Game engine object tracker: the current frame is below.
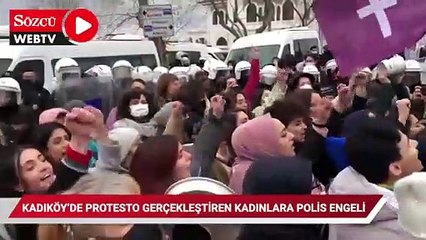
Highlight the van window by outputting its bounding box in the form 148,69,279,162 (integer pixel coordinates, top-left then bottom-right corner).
227,45,280,66
12,60,45,85
281,44,291,59
166,51,201,67
0,58,12,76
51,55,158,74
293,38,319,62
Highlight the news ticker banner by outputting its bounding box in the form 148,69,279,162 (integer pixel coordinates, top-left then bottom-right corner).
9,8,99,45
0,195,386,224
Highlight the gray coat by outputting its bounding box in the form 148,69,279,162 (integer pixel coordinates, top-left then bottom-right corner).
328,167,421,240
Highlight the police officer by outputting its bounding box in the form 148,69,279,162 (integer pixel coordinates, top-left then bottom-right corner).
54,57,81,84
0,77,35,145
112,60,133,89
175,51,191,67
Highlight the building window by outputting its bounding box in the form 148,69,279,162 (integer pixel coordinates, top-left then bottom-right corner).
247,3,257,22
216,37,228,46
218,11,225,24
213,11,219,25
282,0,294,20
277,6,281,21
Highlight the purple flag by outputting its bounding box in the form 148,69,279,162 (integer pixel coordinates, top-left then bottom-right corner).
315,0,426,75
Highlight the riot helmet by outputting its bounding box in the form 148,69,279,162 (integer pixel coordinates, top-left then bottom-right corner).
112,60,133,80
176,51,191,67
85,65,112,77
303,64,320,83
204,58,229,80
170,66,190,83
54,57,81,83
261,65,278,86
0,77,22,106
133,66,153,83
234,60,251,88
153,66,169,84
234,61,251,80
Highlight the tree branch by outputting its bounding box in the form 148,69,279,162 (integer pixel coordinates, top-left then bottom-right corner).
256,0,274,33
292,0,305,25
209,0,241,39
233,0,248,36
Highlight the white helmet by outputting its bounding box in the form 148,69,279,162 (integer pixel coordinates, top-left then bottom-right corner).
203,59,229,79
0,77,22,105
234,61,251,80
260,65,278,86
133,66,153,82
112,60,133,79
325,59,338,72
54,57,81,82
85,65,112,77
112,60,133,69
303,64,320,83
153,66,169,84
170,66,189,82
303,64,320,75
176,51,190,66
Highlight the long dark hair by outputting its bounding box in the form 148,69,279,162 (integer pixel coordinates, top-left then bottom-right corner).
116,88,155,123
0,145,21,196
33,122,71,171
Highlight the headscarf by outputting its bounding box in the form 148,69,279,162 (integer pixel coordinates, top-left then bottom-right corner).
229,114,282,194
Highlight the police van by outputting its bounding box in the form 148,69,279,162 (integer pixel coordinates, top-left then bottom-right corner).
0,39,160,92
226,27,322,66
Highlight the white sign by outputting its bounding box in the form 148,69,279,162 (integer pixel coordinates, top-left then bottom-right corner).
141,4,174,38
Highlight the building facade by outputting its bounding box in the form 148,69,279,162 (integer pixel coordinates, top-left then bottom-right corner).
190,0,317,49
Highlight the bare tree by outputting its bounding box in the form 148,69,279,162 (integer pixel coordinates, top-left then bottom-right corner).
291,0,315,26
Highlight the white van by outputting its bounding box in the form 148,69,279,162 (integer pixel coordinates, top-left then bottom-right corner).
0,40,160,92
0,25,8,41
226,27,321,66
166,42,213,66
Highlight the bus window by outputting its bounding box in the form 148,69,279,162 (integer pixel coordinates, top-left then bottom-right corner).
227,45,280,66
293,38,319,62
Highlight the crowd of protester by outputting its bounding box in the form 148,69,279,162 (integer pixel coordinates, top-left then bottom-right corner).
0,46,425,240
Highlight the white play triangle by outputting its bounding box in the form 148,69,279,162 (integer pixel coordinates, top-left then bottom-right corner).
75,17,92,35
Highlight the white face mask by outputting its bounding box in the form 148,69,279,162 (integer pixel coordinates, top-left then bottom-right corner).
130,103,149,118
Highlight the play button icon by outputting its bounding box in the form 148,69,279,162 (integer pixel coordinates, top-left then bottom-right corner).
64,8,99,43
76,17,92,35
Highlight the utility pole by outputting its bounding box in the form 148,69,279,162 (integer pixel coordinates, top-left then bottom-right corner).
138,0,168,67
